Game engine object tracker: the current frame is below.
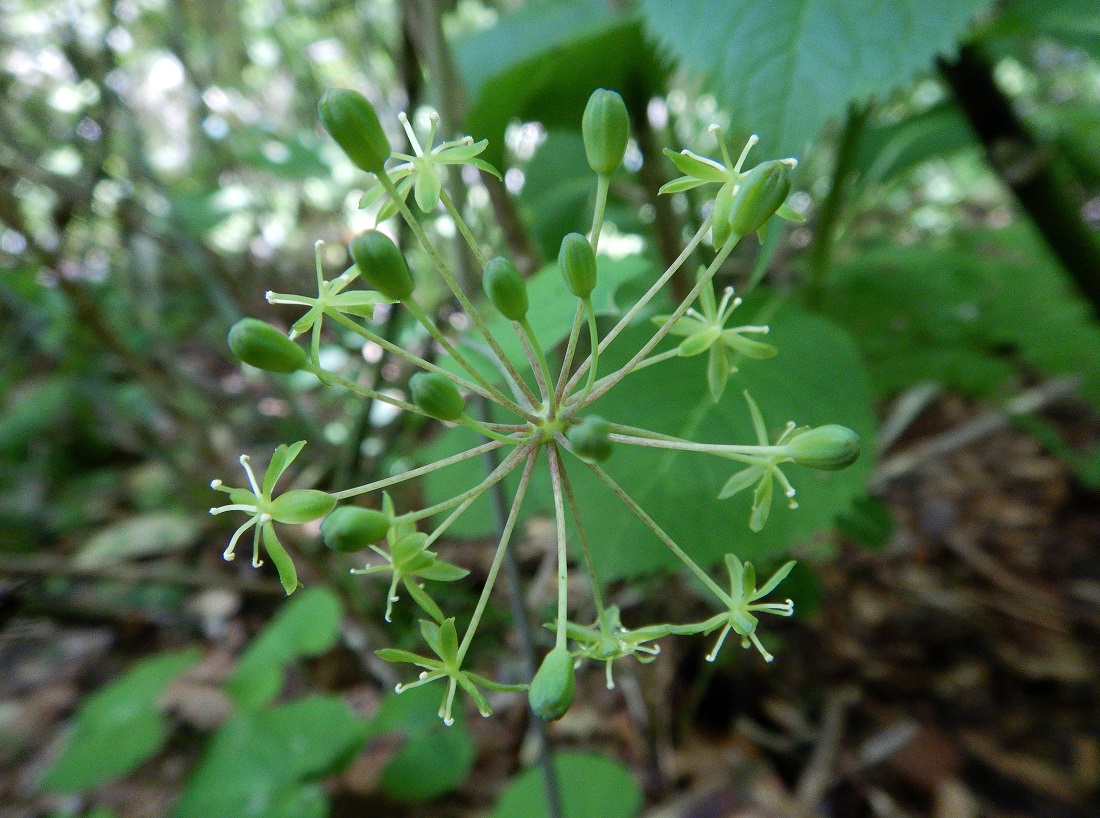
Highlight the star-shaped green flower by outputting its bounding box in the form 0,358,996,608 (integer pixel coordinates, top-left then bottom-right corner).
265,240,394,365
659,126,802,245
209,442,335,594
351,494,468,623
653,272,777,402
362,110,502,219
688,555,795,663
549,605,672,690
376,618,527,725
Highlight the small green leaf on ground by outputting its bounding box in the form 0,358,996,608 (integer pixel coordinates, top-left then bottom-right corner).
364,683,476,802
226,587,343,709
491,752,643,818
41,648,202,794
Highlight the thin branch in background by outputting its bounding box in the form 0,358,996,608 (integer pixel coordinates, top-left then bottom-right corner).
940,44,1100,318
805,101,871,306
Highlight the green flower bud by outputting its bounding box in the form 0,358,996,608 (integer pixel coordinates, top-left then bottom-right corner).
558,233,597,299
482,256,528,321
567,415,613,462
269,489,336,524
318,89,391,175
729,160,792,236
582,88,629,176
227,318,306,374
350,230,414,301
786,425,861,471
528,646,575,721
409,372,465,421
321,506,390,553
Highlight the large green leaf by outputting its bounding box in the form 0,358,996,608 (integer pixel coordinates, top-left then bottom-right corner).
41,649,201,794
454,0,663,167
226,587,343,709
491,752,643,818
640,0,993,157
819,227,1100,402
570,299,876,580
174,695,366,818
364,684,476,802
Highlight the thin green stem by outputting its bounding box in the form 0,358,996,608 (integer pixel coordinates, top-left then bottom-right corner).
609,433,789,460
456,446,540,663
377,172,539,405
395,443,528,524
457,415,525,443
304,362,427,418
563,214,712,396
325,308,533,419
405,299,535,419
440,187,488,267
520,317,556,414
626,347,682,373
573,300,600,410
555,302,586,404
556,452,606,619
515,320,550,405
574,232,740,407
330,438,507,501
546,444,571,650
565,441,733,609
590,174,610,252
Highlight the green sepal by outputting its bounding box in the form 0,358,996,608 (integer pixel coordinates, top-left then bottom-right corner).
269,490,336,525
262,522,299,595
227,318,306,374
482,256,529,321
263,441,306,496
350,230,414,301
318,88,391,175
403,579,446,624
528,646,575,721
729,160,792,236
409,372,466,422
416,561,470,582
558,233,597,299
321,506,390,552
581,88,630,176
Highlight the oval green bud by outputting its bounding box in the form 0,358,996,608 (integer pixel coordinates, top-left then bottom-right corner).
582,88,629,176
558,233,597,299
567,415,613,462
482,256,528,321
227,318,306,374
321,506,390,553
269,489,336,524
318,89,391,175
528,646,575,721
409,372,465,422
350,230,413,301
729,160,792,236
786,425,861,471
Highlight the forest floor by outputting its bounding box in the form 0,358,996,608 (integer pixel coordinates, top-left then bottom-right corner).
2,392,1098,818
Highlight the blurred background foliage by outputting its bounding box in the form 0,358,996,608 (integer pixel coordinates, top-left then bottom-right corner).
2,0,1099,816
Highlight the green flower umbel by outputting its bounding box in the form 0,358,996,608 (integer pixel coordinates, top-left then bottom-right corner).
689,555,796,663
362,110,501,219
209,442,335,594
653,271,777,402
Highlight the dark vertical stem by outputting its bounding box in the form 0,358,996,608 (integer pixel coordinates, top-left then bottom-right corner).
805,101,870,306
939,44,1100,316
